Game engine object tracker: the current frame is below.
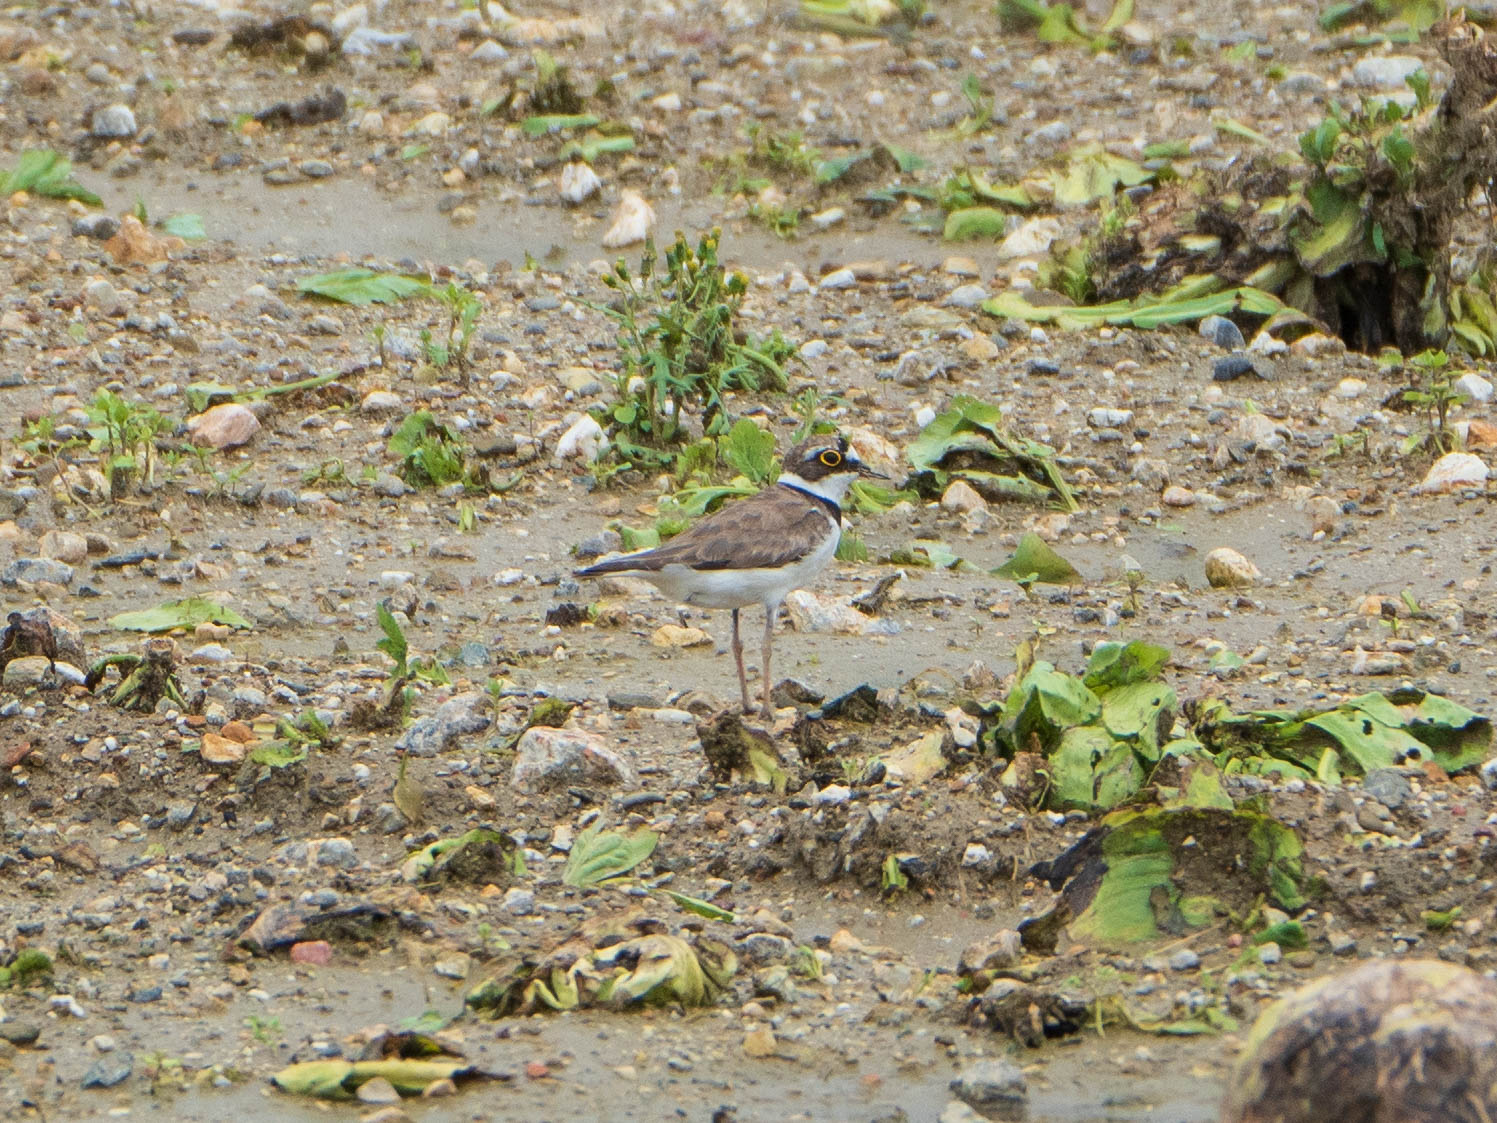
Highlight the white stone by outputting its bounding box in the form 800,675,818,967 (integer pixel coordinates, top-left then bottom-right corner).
1413,452,1488,495
602,190,655,248
818,267,857,290
1454,372,1494,404
554,414,606,462
360,390,402,413
996,217,1060,260
559,161,601,204
1352,55,1424,90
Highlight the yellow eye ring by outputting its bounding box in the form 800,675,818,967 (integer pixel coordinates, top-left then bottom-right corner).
819,449,843,467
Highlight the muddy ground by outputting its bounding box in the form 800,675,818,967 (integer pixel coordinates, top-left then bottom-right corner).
3,0,1497,1120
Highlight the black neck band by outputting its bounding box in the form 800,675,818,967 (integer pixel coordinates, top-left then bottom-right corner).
778,481,842,525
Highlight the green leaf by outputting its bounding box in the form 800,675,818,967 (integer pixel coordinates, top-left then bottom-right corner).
248,741,308,769
0,148,101,205
663,890,736,922
521,113,601,137
942,206,1008,242
884,144,927,172
562,823,659,887
1001,662,1103,752
720,419,778,485
110,596,252,633
992,533,1082,584
813,153,865,185
298,268,432,306
1100,681,1177,760
1084,641,1170,692
161,212,206,240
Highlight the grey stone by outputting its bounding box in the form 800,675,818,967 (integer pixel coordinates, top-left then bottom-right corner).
71,215,121,240
2,557,74,586
576,531,622,560
395,691,493,756
951,1058,1027,1114
1199,314,1246,350
737,932,794,965
1212,354,1269,382
165,801,196,829
511,726,635,791
1362,768,1411,810
81,1050,133,1088
944,284,988,309
1169,948,1201,971
91,104,137,138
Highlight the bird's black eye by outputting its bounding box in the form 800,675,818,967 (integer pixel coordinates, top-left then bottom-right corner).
818,449,843,467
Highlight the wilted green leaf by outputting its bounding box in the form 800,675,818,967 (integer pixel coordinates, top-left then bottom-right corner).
992,533,1082,585
906,395,1078,511
999,662,1103,753
272,1058,486,1100
663,891,736,923
984,278,1285,332
521,113,601,137
400,828,510,883
110,596,252,633
559,134,635,162
563,823,659,887
297,269,431,305
161,212,206,240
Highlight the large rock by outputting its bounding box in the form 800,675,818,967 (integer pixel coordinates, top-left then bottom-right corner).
1223,959,1497,1123
511,726,635,791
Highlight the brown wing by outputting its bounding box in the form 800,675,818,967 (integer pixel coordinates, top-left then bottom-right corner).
578,489,835,575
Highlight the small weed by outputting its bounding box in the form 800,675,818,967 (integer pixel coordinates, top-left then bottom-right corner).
85,389,173,497
1401,350,1467,456
375,601,450,686
422,282,481,378
591,230,794,468
748,200,802,238
957,74,994,135
791,945,824,981
745,123,819,177
244,1013,282,1044
388,410,472,489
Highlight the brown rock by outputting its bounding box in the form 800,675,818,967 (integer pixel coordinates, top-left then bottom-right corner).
104,215,184,265
186,403,260,450
200,732,246,764
289,940,332,966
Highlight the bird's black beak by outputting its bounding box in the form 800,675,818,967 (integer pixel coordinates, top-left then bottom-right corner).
853,458,889,481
